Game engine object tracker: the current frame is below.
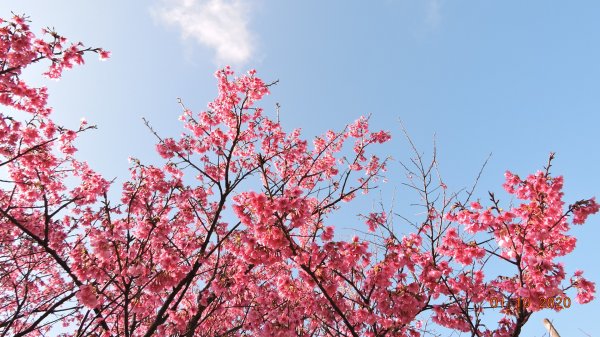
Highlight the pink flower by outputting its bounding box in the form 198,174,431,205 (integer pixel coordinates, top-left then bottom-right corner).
99,49,111,60
365,212,386,232
77,285,99,308
470,201,482,210
321,226,334,241
572,198,599,224
572,271,596,304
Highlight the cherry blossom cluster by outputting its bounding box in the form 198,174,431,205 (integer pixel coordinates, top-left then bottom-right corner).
0,14,597,337
440,164,598,334
0,14,110,337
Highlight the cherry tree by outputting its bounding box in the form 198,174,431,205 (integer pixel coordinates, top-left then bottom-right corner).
0,15,597,337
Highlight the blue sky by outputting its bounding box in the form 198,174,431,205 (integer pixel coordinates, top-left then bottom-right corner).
1,1,599,335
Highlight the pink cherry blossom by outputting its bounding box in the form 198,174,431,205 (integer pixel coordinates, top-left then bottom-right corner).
0,14,596,337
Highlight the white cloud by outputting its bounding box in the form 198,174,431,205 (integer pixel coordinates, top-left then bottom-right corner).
152,0,255,66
